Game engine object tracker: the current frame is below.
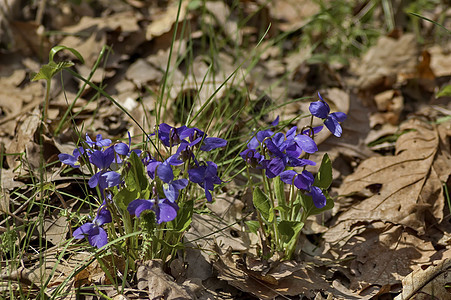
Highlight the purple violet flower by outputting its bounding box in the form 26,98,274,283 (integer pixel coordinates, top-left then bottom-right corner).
240,148,263,168
58,146,84,168
188,161,222,202
85,133,112,149
158,123,193,147
88,147,121,190
157,160,188,203
309,92,347,137
279,170,326,208
73,206,112,248
127,198,179,224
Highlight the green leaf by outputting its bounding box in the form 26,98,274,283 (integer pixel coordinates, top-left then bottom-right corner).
274,176,287,209
127,151,148,191
277,220,304,252
408,12,451,34
245,220,260,234
49,45,85,64
170,200,193,233
31,45,84,82
114,188,138,212
31,61,74,81
436,85,451,98
253,187,271,222
299,190,334,217
314,153,332,189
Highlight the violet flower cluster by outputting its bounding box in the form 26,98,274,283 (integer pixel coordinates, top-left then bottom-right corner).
240,92,346,209
59,125,227,248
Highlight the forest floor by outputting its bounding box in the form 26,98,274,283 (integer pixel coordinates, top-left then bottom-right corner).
0,0,450,299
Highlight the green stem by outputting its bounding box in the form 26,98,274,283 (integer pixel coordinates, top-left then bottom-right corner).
262,170,280,252
43,79,51,124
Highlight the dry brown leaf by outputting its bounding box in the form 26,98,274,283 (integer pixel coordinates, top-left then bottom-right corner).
60,12,139,66
136,260,198,299
145,1,189,40
9,21,51,57
333,222,436,290
428,43,451,77
6,107,41,170
329,118,447,235
41,214,70,246
267,0,319,32
205,1,241,44
125,58,162,87
212,246,329,299
350,34,418,93
0,69,43,136
395,258,451,300
373,89,404,125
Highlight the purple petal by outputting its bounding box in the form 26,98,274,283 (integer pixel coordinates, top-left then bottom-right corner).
294,135,318,154
324,117,343,137
157,163,174,183
101,171,121,188
266,140,285,158
204,185,213,202
205,161,218,177
154,200,179,223
330,112,347,122
146,160,162,179
188,127,204,142
299,170,314,188
96,134,112,147
297,159,316,166
293,174,310,190
95,207,112,226
272,133,285,147
73,223,95,239
87,227,108,248
88,172,101,188
271,116,279,126
127,199,154,218
188,166,206,184
265,158,285,178
302,126,323,136
172,178,188,190
90,147,115,169
85,133,95,147
309,101,330,119
256,130,273,143
58,153,79,168
309,186,326,208
279,170,297,184
200,137,227,151
164,184,178,203
158,124,171,143
247,136,260,149
114,142,129,155
285,143,302,158
286,126,297,139
166,153,184,166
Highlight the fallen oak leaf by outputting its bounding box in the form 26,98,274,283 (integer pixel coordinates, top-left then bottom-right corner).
330,118,447,236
